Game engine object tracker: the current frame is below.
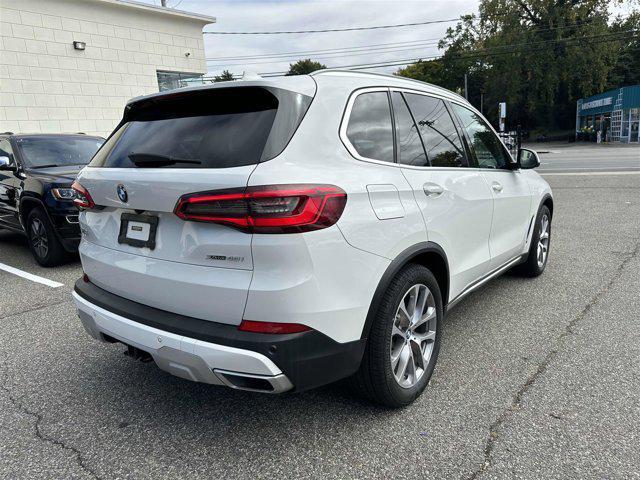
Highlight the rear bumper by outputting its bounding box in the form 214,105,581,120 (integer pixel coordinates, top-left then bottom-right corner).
73,280,365,392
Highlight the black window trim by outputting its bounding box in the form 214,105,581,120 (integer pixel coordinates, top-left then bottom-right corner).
391,91,430,167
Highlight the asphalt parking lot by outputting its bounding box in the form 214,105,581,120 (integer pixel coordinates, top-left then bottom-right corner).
1,149,639,479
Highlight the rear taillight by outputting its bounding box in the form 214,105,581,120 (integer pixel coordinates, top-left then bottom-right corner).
71,181,95,210
238,320,311,334
174,184,347,233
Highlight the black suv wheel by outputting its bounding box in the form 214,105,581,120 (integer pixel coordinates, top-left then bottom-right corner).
27,208,67,267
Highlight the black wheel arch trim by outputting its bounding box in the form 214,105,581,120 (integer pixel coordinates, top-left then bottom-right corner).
540,193,553,217
19,196,68,246
360,241,449,341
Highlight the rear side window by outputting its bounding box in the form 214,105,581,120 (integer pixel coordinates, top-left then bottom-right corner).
404,93,467,168
345,91,394,163
391,92,427,167
90,87,311,169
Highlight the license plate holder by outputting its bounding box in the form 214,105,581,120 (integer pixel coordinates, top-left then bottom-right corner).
118,213,159,250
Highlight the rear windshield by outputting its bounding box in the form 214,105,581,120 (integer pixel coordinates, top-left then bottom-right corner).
16,136,104,168
89,87,312,169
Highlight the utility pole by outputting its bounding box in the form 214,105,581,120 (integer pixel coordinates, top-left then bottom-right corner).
161,0,167,6
480,92,484,114
464,73,468,100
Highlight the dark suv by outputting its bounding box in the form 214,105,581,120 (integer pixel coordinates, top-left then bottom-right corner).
0,133,105,266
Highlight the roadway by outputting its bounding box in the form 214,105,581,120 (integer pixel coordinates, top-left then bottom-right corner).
0,147,639,479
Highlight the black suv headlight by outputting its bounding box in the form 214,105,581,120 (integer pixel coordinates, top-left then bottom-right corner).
51,187,78,201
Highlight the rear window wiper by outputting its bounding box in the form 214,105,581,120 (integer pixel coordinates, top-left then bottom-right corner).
128,152,202,167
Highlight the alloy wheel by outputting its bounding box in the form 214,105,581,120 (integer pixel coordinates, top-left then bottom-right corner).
30,218,49,260
390,284,437,388
537,214,550,268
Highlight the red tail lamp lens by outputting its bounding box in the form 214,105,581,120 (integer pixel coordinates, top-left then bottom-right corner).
71,181,95,210
174,184,347,233
238,320,311,334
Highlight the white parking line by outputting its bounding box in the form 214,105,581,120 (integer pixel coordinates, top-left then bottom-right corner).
0,262,64,288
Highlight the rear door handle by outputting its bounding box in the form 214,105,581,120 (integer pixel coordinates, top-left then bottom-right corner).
423,183,444,197
491,182,503,192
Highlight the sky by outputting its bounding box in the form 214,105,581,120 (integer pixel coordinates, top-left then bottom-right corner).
144,0,481,76
140,0,637,77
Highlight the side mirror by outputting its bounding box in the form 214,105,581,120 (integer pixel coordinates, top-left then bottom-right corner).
518,148,540,169
0,156,14,171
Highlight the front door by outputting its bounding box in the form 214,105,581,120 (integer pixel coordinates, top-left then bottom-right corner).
0,139,21,229
392,91,494,301
449,103,532,269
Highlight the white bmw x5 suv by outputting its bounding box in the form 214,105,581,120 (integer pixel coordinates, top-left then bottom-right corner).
72,71,552,407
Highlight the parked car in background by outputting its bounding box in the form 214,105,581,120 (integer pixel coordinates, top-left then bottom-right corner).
72,71,552,407
0,133,105,266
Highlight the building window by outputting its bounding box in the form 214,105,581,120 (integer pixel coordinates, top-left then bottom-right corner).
157,71,205,92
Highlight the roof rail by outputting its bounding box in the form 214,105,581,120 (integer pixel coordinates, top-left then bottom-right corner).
2,131,15,135
311,69,466,101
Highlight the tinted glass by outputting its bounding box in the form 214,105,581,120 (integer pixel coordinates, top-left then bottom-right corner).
391,92,427,167
404,93,466,168
346,91,394,163
90,87,311,169
15,137,104,168
451,104,511,169
0,139,13,159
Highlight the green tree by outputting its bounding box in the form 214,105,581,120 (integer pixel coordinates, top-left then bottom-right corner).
213,70,235,82
396,59,445,85
396,0,636,131
286,59,327,76
607,11,640,87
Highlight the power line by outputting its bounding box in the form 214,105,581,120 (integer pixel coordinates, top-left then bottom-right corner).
209,29,638,70
205,37,443,61
206,15,634,67
206,42,441,67
253,31,638,76
202,18,461,35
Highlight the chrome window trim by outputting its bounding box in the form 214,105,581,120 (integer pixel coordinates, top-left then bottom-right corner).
339,85,517,171
339,86,396,166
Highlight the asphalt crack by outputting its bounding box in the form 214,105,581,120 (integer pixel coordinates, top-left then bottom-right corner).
0,298,69,321
467,241,640,480
0,359,101,480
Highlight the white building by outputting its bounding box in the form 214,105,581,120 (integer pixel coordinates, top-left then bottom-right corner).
0,0,214,137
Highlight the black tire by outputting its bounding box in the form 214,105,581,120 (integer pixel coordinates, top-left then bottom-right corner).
351,263,443,408
512,205,552,277
26,208,68,267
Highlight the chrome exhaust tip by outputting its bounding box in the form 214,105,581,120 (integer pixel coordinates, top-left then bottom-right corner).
214,369,293,394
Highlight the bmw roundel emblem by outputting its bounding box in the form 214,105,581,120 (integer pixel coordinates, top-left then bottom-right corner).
117,184,128,203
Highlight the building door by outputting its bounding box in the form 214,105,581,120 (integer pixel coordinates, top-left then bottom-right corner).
630,109,639,143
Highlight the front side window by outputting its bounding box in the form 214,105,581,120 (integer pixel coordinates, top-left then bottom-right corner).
0,139,14,162
391,92,427,167
345,91,394,163
451,104,511,169
404,93,466,168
